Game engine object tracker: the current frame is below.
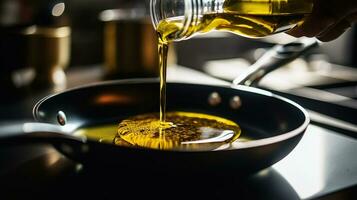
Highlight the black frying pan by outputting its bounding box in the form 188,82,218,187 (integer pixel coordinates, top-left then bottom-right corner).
0,39,317,174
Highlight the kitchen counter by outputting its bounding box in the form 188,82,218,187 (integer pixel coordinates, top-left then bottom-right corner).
0,65,356,199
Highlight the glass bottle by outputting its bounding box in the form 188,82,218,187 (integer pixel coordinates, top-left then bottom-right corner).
150,0,313,43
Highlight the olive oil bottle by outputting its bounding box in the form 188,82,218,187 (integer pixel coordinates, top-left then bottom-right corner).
154,0,314,41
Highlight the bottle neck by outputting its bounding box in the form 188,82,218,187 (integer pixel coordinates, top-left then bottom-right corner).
180,0,224,39
151,0,226,42
201,0,225,13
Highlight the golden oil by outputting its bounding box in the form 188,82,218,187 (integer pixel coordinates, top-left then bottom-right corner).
158,40,169,124
73,112,246,151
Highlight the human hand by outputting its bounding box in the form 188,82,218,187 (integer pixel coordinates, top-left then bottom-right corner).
287,0,357,42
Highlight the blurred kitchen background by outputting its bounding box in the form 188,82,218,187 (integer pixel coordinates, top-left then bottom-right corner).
1,0,357,124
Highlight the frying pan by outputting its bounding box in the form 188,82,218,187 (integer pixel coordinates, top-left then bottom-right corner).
0,38,317,174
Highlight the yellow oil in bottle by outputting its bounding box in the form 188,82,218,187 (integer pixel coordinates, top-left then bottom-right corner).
157,0,313,41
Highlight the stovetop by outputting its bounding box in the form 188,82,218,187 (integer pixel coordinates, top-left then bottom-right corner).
0,65,356,199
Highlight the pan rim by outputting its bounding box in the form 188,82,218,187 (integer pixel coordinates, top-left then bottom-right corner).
227,84,310,150
33,78,310,152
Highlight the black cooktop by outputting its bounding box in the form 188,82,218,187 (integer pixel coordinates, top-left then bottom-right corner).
0,123,356,200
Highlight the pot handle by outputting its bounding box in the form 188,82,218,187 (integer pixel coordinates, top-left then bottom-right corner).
0,122,84,145
233,38,319,87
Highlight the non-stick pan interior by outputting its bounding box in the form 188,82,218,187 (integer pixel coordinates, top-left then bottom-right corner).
34,79,306,141
33,79,308,173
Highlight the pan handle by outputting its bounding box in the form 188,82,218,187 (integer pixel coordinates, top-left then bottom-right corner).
233,38,319,87
0,122,85,145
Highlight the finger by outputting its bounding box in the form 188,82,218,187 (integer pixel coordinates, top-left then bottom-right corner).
287,9,337,38
346,12,357,24
317,19,352,42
